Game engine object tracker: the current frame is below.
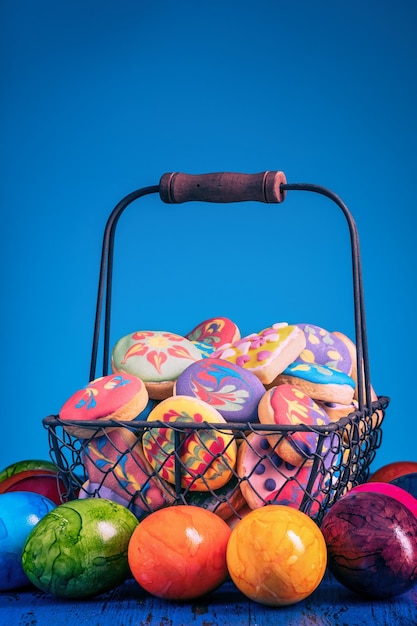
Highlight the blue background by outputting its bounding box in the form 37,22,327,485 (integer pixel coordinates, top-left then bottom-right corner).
1,1,416,472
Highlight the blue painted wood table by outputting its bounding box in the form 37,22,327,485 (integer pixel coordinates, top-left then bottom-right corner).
1,569,415,626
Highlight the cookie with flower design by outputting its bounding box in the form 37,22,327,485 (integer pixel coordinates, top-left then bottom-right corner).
141,395,237,491
111,330,205,400
59,373,149,438
210,322,306,385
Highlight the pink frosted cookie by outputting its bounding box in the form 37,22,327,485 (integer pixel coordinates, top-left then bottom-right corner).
258,384,332,466
273,362,355,405
59,373,149,438
111,330,204,400
186,317,241,349
295,323,353,375
82,427,175,519
210,322,306,385
173,357,265,423
237,432,325,516
141,395,237,491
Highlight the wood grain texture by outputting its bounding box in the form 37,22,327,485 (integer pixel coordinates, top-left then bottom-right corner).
159,171,287,204
1,570,416,626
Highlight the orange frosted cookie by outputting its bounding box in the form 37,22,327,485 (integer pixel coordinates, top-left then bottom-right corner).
210,323,306,385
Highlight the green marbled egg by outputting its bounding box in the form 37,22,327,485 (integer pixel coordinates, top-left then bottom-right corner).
21,498,138,598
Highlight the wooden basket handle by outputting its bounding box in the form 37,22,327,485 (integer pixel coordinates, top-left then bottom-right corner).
159,171,287,204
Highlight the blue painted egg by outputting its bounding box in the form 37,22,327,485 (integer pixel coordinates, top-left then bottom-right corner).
0,491,56,590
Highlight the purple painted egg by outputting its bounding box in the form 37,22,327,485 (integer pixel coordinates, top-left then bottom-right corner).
321,491,417,598
0,491,56,590
349,481,417,518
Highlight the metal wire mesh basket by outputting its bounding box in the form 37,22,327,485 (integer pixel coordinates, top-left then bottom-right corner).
43,171,390,526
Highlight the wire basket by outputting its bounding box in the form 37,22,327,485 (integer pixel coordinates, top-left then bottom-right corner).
43,171,390,526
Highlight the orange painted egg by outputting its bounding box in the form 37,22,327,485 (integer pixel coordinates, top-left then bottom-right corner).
128,505,231,600
226,505,327,606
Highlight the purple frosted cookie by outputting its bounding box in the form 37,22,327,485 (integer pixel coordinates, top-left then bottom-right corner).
173,358,265,423
296,323,353,375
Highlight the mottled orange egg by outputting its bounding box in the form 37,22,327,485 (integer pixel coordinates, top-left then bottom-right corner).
226,505,327,606
128,505,231,600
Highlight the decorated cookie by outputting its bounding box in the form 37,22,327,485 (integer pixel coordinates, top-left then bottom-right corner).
272,362,355,405
82,428,175,519
192,341,216,358
183,474,246,520
186,317,241,348
210,323,306,385
295,323,353,375
141,396,237,491
332,330,358,385
317,400,359,423
59,373,149,438
237,433,325,516
111,330,204,400
258,384,333,466
173,358,265,423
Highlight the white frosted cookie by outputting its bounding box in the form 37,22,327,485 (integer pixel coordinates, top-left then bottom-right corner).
111,330,204,400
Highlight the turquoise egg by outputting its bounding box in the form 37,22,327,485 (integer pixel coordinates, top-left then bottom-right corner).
0,491,56,590
22,498,139,598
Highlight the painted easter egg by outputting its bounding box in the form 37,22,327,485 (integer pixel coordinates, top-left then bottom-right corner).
321,491,417,598
22,498,138,598
226,505,327,606
128,505,231,600
0,491,56,590
0,469,69,505
0,459,59,484
368,460,417,484
390,472,417,500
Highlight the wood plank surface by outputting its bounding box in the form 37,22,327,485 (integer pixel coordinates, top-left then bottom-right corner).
1,570,416,626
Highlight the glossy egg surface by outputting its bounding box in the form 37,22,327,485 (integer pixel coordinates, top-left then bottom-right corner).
226,505,327,606
349,481,417,517
321,491,417,598
128,504,231,600
22,498,138,598
0,491,56,590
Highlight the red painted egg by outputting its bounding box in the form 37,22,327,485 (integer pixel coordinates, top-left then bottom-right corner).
0,470,69,505
368,461,417,484
128,505,231,600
